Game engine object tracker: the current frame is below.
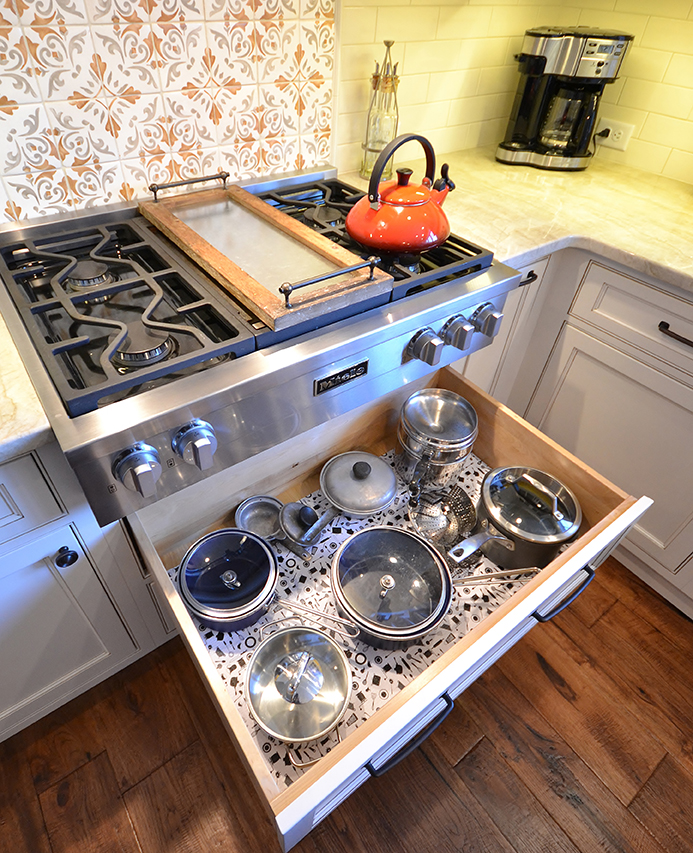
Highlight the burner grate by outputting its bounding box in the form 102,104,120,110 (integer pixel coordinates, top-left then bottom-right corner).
0,215,261,416
256,178,493,295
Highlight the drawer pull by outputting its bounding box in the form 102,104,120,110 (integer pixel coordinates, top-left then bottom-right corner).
365,693,454,777
519,270,538,286
533,567,595,623
55,546,79,568
658,321,693,350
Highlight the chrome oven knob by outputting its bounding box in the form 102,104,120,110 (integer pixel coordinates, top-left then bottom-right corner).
406,328,445,366
469,302,503,337
441,315,475,351
112,443,162,498
172,420,217,471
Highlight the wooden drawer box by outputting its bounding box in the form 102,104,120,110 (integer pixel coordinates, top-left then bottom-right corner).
128,369,651,852
570,260,693,380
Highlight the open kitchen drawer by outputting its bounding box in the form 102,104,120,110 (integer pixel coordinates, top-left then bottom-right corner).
128,369,651,852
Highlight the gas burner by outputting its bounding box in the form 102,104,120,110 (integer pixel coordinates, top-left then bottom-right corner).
112,320,176,369
66,260,115,304
381,252,421,275
302,205,345,228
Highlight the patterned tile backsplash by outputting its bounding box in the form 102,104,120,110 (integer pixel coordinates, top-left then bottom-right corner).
0,0,334,221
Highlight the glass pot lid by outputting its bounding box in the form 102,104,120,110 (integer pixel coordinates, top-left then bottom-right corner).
320,451,398,516
332,527,450,635
400,389,478,450
245,627,351,743
481,467,582,543
178,528,277,618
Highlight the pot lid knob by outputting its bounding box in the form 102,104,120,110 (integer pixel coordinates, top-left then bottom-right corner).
352,461,372,480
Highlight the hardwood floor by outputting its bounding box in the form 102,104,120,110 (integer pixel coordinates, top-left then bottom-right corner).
3,557,693,853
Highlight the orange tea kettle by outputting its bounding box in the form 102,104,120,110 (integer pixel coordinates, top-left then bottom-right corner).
345,134,455,254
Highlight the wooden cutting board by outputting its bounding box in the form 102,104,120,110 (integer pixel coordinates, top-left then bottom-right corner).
139,186,394,331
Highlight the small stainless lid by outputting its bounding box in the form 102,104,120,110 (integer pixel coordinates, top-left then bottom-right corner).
320,451,397,516
482,467,582,544
400,388,478,450
245,627,351,743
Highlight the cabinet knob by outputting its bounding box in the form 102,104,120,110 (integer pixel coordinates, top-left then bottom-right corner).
406,328,445,366
55,546,79,568
172,420,217,470
112,443,162,498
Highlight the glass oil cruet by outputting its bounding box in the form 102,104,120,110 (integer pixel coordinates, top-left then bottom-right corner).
359,40,400,180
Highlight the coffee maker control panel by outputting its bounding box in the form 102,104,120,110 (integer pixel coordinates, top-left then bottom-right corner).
577,38,628,79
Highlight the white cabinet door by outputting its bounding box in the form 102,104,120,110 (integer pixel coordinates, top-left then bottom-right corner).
0,524,137,739
524,323,693,576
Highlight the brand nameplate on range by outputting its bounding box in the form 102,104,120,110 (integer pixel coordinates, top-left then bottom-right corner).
314,360,369,396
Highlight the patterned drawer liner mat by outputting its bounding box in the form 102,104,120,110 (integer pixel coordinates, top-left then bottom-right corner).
172,451,537,790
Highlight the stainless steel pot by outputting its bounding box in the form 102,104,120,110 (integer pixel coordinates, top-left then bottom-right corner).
175,528,278,632
331,526,453,648
245,626,351,745
461,467,582,569
397,388,478,489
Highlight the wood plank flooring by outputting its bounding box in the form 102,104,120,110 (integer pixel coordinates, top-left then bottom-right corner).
3,557,693,853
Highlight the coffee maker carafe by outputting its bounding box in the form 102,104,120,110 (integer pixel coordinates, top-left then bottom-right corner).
497,26,632,171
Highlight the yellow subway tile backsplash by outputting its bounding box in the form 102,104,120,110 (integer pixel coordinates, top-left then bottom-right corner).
623,47,672,82
642,16,693,53
375,6,440,43
664,54,693,88
619,78,693,119
341,7,379,43
615,0,692,18
436,6,494,40
641,113,693,152
428,69,483,102
662,149,693,183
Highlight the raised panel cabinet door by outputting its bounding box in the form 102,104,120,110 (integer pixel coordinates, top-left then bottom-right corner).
524,323,693,574
0,525,136,739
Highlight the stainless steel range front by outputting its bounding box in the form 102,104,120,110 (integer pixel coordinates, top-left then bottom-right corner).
0,168,520,525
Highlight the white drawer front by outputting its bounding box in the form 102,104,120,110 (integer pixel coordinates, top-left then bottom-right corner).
571,261,693,378
0,455,63,548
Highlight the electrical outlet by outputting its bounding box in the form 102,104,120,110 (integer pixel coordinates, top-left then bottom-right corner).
595,118,634,152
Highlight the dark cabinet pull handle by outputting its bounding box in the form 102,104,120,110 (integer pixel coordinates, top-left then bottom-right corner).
658,321,693,350
55,546,79,568
365,693,454,777
519,270,538,287
533,567,595,623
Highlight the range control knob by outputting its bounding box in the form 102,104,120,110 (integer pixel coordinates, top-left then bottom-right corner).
406,328,445,366
112,443,162,498
469,302,503,338
172,419,217,471
441,315,475,351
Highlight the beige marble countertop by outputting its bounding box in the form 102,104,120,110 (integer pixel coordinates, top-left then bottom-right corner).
2,145,692,462
0,312,52,463
345,144,693,294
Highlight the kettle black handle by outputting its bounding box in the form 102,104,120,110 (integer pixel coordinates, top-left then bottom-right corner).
368,134,436,208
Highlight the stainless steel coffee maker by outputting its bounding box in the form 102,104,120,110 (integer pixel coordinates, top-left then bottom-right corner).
496,26,633,171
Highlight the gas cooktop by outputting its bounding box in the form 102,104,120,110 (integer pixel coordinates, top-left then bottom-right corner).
0,175,495,418
0,167,520,525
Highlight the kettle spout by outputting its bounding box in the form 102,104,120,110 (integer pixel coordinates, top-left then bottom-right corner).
432,163,455,205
